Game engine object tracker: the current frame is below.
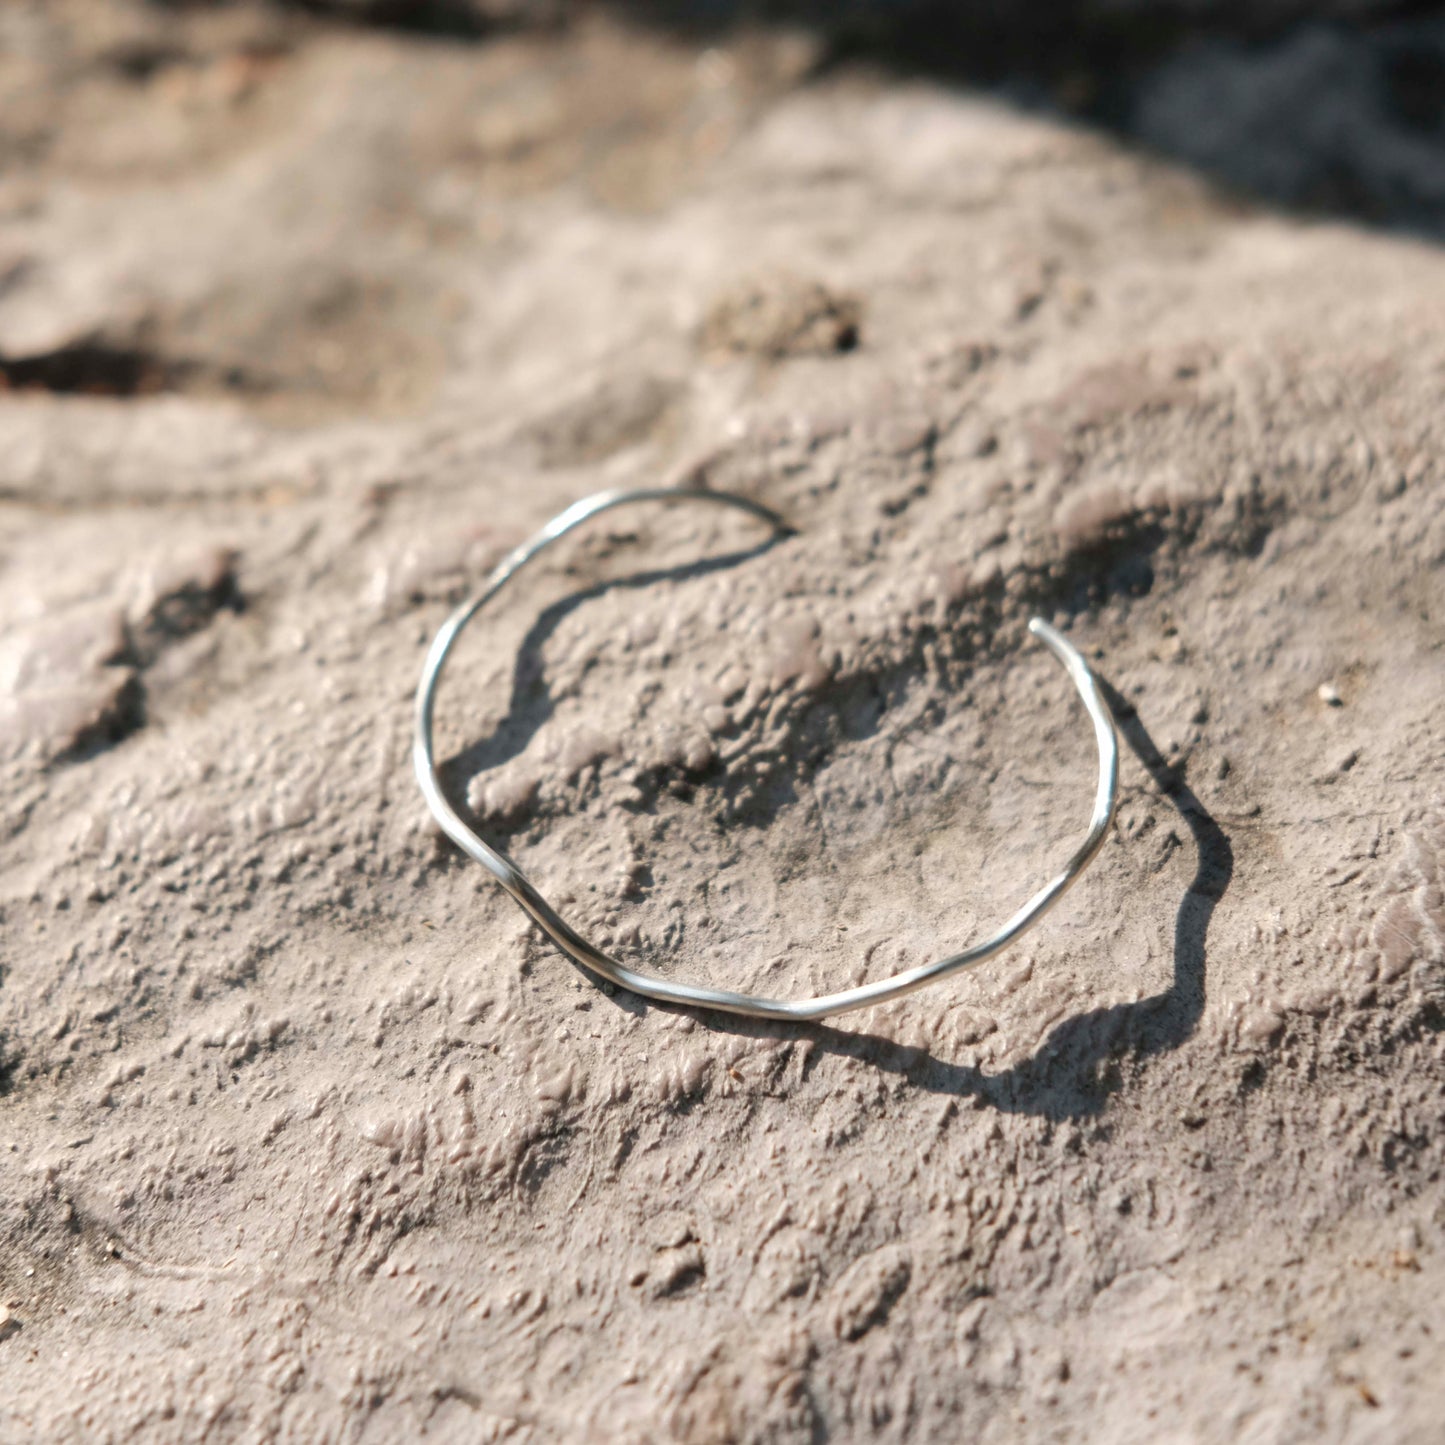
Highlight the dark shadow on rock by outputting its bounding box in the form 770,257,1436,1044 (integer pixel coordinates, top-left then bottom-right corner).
0,955,17,1097
614,1,1445,240
668,675,1232,1120
153,0,519,41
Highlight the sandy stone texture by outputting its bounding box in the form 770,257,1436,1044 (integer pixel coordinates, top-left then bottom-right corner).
1,3,1443,1440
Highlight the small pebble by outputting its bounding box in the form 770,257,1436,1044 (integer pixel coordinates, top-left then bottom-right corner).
1318,683,1343,707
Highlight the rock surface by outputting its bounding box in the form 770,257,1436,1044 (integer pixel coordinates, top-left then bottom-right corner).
1,3,1443,1440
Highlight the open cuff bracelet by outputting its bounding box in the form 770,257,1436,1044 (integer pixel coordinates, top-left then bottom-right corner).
414,486,1119,1023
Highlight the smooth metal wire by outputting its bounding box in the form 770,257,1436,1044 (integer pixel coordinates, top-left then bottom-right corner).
414,486,1119,1022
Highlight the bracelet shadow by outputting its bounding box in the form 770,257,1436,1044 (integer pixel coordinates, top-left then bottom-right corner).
674,676,1232,1121
442,535,1231,1120
438,529,789,802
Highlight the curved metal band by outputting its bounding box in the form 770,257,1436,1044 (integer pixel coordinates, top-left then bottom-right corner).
414,487,1118,1022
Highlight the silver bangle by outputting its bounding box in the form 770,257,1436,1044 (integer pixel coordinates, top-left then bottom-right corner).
414,487,1119,1022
